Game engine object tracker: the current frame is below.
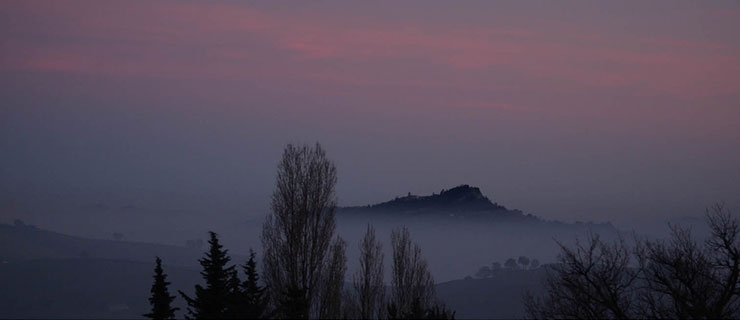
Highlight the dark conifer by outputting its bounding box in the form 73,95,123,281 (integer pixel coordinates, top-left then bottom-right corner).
224,267,243,319
179,231,234,319
222,249,269,319
143,257,178,320
240,250,268,319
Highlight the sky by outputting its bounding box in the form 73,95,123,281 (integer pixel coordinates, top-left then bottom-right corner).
1,1,739,235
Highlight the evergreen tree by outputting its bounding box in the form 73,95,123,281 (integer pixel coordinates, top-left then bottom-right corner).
224,268,243,319
144,257,178,320
240,250,268,319
179,231,234,319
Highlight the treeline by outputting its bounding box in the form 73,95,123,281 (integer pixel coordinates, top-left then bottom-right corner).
525,203,740,319
471,256,541,279
143,143,454,320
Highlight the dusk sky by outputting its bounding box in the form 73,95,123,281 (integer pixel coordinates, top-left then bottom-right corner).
2,1,739,233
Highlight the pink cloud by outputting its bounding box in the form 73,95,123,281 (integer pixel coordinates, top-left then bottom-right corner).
1,0,739,100
455,101,534,112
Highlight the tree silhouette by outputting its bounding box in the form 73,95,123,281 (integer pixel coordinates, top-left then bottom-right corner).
636,204,740,319
179,231,234,319
504,258,518,269
390,227,435,315
352,224,385,319
225,268,242,318
387,298,456,319
261,143,345,318
143,257,178,320
525,204,740,319
388,227,454,319
319,238,348,319
523,234,638,319
517,256,530,268
236,250,268,319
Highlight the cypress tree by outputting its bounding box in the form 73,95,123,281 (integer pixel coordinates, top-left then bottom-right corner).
179,231,234,319
144,257,178,320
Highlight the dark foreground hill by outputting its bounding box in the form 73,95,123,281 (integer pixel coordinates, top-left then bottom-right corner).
0,258,199,319
437,268,547,319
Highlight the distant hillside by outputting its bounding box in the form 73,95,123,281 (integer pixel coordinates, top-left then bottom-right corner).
437,268,547,319
343,185,507,213
0,258,199,319
339,184,613,228
0,223,245,267
0,223,249,318
334,185,619,282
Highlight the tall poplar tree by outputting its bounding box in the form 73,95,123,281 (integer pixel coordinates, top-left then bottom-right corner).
261,143,347,318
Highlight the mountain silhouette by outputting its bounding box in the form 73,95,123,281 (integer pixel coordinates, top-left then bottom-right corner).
339,184,540,222
340,185,617,232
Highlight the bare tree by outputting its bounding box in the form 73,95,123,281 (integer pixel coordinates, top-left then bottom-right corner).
524,234,639,319
319,237,348,319
352,224,386,319
525,204,740,320
636,204,740,319
389,226,436,317
261,143,344,319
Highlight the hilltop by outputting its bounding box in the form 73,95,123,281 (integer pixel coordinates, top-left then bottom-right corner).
346,185,503,211
340,184,602,226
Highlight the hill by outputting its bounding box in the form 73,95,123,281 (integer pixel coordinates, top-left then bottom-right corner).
437,268,547,319
0,258,199,319
0,222,243,268
334,185,619,282
339,184,612,228
342,185,512,215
